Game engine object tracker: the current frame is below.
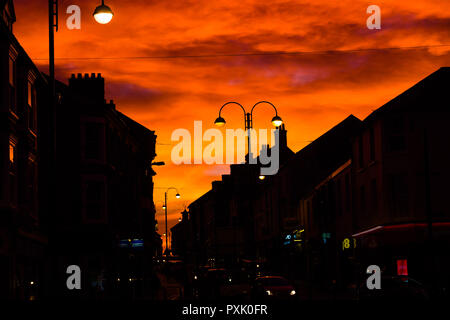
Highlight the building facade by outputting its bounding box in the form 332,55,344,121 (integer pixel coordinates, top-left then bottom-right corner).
351,67,450,293
1,0,160,299
48,73,158,298
0,0,48,300
179,67,450,298
0,1,48,300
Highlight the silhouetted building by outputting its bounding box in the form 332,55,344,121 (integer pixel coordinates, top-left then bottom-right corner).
154,232,163,258
171,210,190,258
47,73,157,299
187,125,294,268
253,115,362,283
351,67,450,292
182,67,450,298
0,0,48,300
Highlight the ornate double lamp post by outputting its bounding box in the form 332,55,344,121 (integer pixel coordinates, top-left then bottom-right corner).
214,101,283,159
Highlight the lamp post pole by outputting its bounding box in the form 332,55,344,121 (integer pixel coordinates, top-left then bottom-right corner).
163,187,180,260
48,0,57,182
164,191,168,259
46,0,113,296
48,0,57,111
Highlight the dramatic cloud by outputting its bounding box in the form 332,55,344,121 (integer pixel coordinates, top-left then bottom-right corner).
13,0,450,245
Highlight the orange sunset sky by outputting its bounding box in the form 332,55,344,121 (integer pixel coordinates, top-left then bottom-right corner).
12,0,450,240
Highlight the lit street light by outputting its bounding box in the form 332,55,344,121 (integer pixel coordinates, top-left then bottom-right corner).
271,115,283,127
214,101,283,159
47,0,114,161
47,0,113,286
93,0,114,24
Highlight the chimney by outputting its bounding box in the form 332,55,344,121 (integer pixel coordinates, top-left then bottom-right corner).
278,124,287,150
68,73,105,104
181,210,189,221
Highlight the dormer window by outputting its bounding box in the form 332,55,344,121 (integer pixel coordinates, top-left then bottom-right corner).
27,72,37,132
8,51,17,114
2,0,16,32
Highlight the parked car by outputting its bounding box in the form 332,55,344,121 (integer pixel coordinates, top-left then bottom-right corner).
197,268,227,300
219,270,252,299
252,276,297,300
356,276,429,301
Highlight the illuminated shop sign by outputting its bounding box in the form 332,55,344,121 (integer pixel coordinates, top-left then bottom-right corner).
119,239,131,248
119,239,144,248
321,232,331,244
397,259,408,276
283,229,304,246
131,239,144,248
342,238,357,251
283,234,292,246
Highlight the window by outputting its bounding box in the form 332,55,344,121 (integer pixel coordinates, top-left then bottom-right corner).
9,57,14,85
26,158,38,218
387,135,406,152
370,179,378,211
369,127,375,161
231,216,239,227
82,177,107,222
386,117,406,152
83,122,105,161
9,139,17,204
9,142,15,164
360,185,366,214
307,201,312,230
85,123,100,159
336,179,342,216
345,174,350,213
358,136,364,168
8,55,16,113
388,173,408,217
3,1,14,31
27,80,37,131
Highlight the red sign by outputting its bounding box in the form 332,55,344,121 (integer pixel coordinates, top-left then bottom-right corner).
397,259,408,276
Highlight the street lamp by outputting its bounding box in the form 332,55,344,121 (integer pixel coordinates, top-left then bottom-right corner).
271,115,283,127
214,116,226,127
164,187,181,260
214,101,283,159
47,0,113,285
93,0,114,24
47,0,114,163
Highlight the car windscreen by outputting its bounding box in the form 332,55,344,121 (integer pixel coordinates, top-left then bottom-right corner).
260,277,290,286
